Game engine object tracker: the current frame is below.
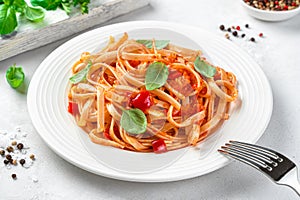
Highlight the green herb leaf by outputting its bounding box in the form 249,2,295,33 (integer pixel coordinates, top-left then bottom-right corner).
69,61,92,84
30,0,61,10
194,56,216,78
0,4,17,35
120,108,147,134
24,5,45,22
145,62,169,90
6,64,25,89
136,40,170,50
3,0,13,5
13,0,27,13
60,1,71,14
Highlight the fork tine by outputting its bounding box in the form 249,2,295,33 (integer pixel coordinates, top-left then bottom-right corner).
229,141,281,161
220,146,272,170
218,149,261,170
224,143,279,167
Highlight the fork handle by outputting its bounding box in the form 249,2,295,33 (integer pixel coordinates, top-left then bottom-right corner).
278,168,300,196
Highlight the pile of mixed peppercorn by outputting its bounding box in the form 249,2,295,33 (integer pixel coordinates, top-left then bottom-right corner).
244,0,300,11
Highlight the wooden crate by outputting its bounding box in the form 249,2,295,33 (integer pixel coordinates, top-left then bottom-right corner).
0,0,150,61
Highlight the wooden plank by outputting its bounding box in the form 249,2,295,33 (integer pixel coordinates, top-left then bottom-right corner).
0,0,150,61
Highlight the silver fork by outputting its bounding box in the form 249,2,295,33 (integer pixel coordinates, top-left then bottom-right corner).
218,141,300,196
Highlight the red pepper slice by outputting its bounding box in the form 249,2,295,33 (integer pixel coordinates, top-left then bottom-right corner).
130,90,153,112
68,102,79,116
152,139,167,153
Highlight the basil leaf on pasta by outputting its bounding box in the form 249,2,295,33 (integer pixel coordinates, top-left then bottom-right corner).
145,62,169,91
120,108,147,134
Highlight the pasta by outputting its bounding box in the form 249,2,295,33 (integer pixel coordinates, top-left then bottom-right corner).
67,33,238,153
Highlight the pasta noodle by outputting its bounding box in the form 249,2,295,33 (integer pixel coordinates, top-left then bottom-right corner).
67,33,238,153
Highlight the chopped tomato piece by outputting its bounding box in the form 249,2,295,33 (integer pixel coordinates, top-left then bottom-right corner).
152,139,167,153
68,102,79,115
128,60,140,68
103,128,112,140
130,90,153,112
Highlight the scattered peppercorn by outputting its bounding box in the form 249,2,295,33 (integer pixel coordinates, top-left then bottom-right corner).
219,25,225,31
12,159,17,165
29,154,35,160
250,37,256,42
225,33,230,39
241,33,246,38
19,159,25,166
245,24,249,28
6,146,14,152
6,154,12,160
227,27,231,32
0,150,5,156
11,141,17,146
236,26,241,31
259,33,264,37
17,143,24,150
4,160,9,165
11,174,17,179
232,31,238,37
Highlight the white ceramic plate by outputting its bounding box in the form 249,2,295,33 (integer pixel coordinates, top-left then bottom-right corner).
27,21,273,182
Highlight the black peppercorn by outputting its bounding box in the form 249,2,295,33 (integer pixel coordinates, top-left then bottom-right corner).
219,25,225,31
17,143,24,150
19,159,25,166
4,160,9,165
0,150,5,156
227,27,231,32
245,24,249,28
241,33,246,38
6,146,14,152
6,154,12,160
250,37,256,42
232,31,238,37
11,174,17,179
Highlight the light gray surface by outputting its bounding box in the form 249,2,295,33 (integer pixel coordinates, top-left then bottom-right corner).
0,0,300,199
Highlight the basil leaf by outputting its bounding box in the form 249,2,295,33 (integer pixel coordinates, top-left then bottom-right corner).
60,1,71,14
13,0,27,13
80,1,89,14
30,0,61,10
136,40,170,50
3,0,13,5
69,61,92,84
120,108,147,134
6,64,25,89
24,5,45,22
194,56,216,78
145,62,169,90
0,4,17,35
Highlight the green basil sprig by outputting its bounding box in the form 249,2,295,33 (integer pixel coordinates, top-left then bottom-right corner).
69,61,92,84
0,0,45,35
30,0,90,15
0,0,90,35
136,40,170,50
120,108,147,134
6,64,25,89
145,62,169,90
194,56,216,78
